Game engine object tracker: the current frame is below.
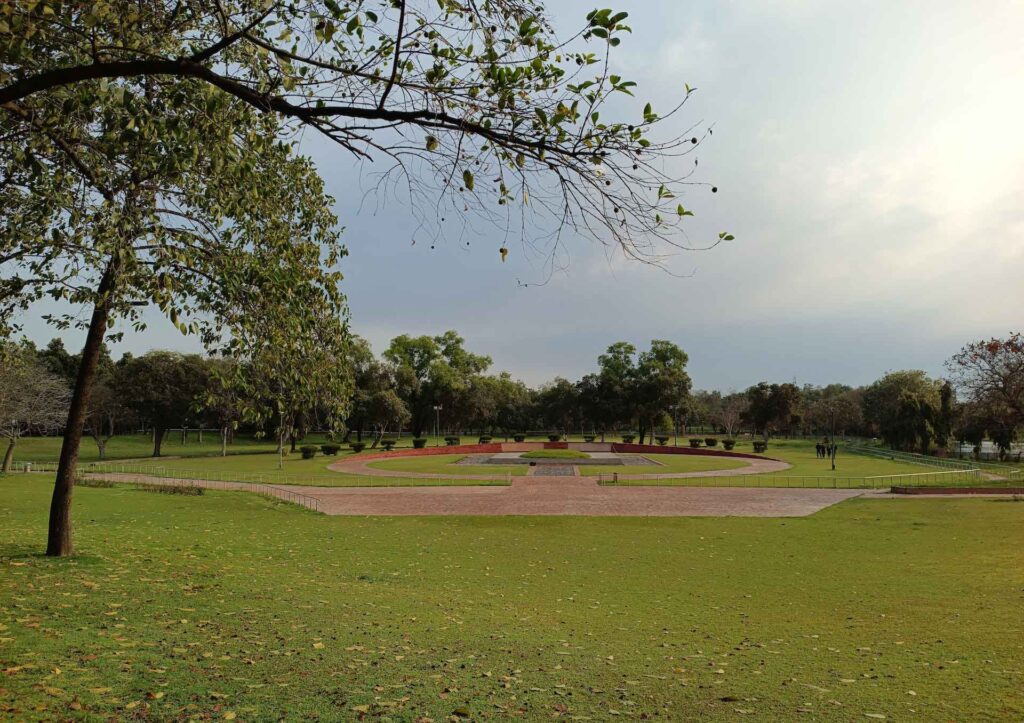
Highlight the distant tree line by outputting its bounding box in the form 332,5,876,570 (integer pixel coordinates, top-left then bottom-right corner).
3,331,1023,468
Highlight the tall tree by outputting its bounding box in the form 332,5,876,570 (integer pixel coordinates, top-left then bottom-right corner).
384,331,490,437
118,352,211,457
947,334,1024,453
716,393,748,438
3,2,728,555
862,371,942,452
0,343,71,471
597,341,639,435
634,340,691,444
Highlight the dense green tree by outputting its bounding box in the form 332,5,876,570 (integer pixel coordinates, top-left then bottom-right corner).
634,340,691,444
118,352,211,457
862,370,942,452
536,377,579,438
745,382,802,437
346,338,410,445
596,342,639,434
384,332,491,437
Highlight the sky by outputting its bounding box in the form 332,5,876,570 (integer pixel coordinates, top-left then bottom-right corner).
16,0,1024,391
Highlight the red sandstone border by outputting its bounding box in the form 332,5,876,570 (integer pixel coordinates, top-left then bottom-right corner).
353,441,778,464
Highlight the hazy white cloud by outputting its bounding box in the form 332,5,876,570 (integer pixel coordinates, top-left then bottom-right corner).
16,0,1024,390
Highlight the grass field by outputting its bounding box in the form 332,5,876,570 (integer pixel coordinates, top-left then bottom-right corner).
579,454,751,477
11,437,1001,490
366,454,524,477
520,449,590,459
1,475,1022,720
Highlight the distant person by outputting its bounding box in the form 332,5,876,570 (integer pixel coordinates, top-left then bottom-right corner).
815,442,823,458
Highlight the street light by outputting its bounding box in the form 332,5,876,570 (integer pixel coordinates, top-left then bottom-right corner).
433,405,443,447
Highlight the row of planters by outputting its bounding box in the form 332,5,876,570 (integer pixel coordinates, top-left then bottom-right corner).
298,436,770,458
619,434,768,453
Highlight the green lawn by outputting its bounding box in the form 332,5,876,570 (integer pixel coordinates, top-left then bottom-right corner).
521,449,590,459
366,454,524,477
6,433,282,464
1,475,1022,720
581,453,751,477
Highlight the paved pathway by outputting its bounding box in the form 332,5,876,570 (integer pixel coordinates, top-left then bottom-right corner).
88,472,861,517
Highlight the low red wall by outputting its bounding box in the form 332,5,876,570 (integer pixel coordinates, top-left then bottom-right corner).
892,486,1024,495
610,443,771,462
543,441,569,449
356,444,503,463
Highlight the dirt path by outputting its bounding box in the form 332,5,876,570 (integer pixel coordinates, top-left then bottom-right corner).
88,472,860,517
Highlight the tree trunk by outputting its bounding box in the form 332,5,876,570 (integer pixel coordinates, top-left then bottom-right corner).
47,261,118,556
94,435,107,461
2,437,15,472
198,428,203,444
289,433,297,453
221,427,228,457
152,427,166,456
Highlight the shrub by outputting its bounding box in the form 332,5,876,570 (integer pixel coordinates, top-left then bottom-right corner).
753,441,768,453
478,435,493,444
547,433,561,442
688,438,703,448
381,439,396,451
444,436,460,446
412,438,427,449
583,435,596,443
76,476,116,488
513,433,526,442
349,442,366,453
655,435,670,446
723,439,736,450
135,482,203,496
300,445,318,459
705,437,718,447
621,434,635,443
321,443,341,455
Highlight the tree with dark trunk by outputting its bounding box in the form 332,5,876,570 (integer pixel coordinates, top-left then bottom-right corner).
3,2,727,555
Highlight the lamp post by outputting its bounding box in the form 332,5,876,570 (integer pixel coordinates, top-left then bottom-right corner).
433,405,443,447
829,403,838,471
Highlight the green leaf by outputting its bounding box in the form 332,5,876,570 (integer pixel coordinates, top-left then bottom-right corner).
463,169,475,191
425,135,439,152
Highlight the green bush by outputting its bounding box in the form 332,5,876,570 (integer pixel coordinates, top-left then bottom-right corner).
513,433,526,442
444,436,461,446
547,433,561,442
583,435,596,443
704,437,718,447
621,434,635,443
349,442,366,453
655,435,670,446
688,438,703,448
753,441,768,453
723,439,736,450
320,443,341,455
300,445,318,459
381,439,396,451
478,435,493,444
412,438,427,449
